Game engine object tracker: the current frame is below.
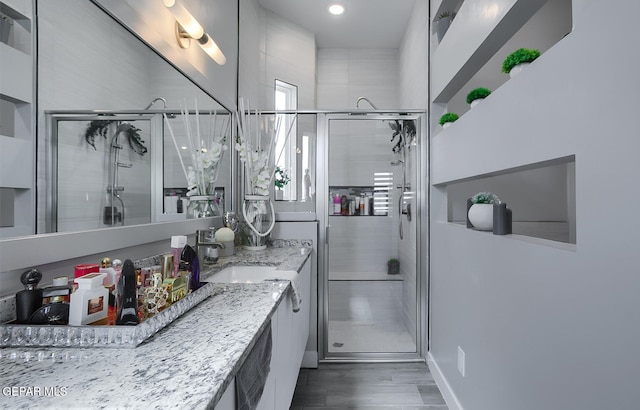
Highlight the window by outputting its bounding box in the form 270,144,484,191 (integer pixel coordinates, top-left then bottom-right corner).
274,80,298,200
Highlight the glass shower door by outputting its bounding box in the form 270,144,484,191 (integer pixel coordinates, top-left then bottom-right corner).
324,114,420,358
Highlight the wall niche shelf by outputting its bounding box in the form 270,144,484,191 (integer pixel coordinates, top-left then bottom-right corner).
431,0,572,114
442,155,576,245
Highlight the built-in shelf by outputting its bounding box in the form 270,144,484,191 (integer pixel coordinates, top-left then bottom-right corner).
431,0,572,108
441,156,576,245
0,0,34,239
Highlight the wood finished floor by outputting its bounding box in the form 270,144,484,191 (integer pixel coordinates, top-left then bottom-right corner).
290,362,449,409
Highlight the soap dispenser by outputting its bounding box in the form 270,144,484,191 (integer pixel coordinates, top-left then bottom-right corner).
15,269,43,324
116,259,139,326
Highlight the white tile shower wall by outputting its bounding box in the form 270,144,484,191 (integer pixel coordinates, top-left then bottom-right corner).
328,216,395,275
36,1,154,232
239,0,316,110
317,48,399,110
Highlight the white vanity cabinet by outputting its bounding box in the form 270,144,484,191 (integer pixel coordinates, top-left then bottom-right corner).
216,257,311,409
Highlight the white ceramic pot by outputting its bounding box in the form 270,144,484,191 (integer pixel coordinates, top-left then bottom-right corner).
470,98,483,108
509,62,530,78
442,122,453,129
275,189,284,200
468,203,494,231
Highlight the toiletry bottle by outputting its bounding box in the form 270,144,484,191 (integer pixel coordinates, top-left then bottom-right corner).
74,263,99,280
31,276,72,325
360,194,365,215
69,272,108,325
15,269,43,324
161,254,174,280
341,195,348,215
333,194,341,215
170,235,187,277
116,259,139,326
181,244,200,292
43,277,72,304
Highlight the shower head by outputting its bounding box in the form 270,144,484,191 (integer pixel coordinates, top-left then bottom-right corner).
356,96,379,110
143,97,176,118
144,97,167,110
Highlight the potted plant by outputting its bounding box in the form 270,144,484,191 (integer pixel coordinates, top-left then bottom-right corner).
466,87,492,108
502,48,541,78
439,112,459,128
274,166,290,200
468,192,501,231
387,258,400,275
434,11,455,42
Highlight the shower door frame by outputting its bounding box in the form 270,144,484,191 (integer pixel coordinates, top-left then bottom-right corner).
317,111,428,362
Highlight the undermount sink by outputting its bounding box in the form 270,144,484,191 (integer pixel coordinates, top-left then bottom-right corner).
203,265,281,283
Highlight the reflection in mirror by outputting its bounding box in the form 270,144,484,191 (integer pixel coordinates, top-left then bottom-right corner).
35,0,232,235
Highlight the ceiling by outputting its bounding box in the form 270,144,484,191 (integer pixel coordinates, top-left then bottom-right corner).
256,0,416,48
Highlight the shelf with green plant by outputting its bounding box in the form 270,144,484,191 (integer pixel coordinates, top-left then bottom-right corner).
502,48,541,78
466,87,492,108
439,112,459,129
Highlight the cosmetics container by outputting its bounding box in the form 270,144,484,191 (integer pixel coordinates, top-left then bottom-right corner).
15,269,43,324
74,263,99,279
181,244,200,292
116,259,139,326
69,272,108,325
170,235,187,277
30,276,72,325
161,254,174,280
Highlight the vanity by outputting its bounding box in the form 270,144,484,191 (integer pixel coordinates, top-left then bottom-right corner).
0,245,311,409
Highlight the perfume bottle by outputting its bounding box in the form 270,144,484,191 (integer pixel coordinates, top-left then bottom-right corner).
116,259,139,326
15,269,43,324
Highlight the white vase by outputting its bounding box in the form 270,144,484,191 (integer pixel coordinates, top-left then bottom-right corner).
468,203,494,231
509,62,530,78
275,189,284,200
442,122,453,129
470,98,483,108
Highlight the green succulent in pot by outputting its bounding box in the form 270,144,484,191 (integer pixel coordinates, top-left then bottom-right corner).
466,87,492,104
439,112,459,126
471,192,501,204
502,48,541,74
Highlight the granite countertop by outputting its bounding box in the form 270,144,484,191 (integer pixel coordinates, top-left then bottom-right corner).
0,243,311,409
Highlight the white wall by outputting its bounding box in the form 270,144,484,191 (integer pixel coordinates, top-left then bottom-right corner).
317,48,399,110
398,0,429,350
429,1,640,409
239,0,316,110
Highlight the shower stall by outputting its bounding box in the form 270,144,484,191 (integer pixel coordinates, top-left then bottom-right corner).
317,110,426,361
45,107,231,233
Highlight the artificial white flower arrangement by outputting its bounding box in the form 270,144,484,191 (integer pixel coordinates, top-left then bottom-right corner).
164,99,230,197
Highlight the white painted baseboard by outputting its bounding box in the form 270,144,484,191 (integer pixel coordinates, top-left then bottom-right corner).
427,351,463,410
301,350,318,368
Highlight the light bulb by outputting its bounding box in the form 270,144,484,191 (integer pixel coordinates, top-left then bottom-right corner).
163,0,205,39
198,34,227,66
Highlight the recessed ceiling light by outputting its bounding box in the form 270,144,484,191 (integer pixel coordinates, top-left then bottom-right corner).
328,3,345,15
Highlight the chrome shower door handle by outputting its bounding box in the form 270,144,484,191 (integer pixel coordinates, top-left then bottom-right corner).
326,225,330,245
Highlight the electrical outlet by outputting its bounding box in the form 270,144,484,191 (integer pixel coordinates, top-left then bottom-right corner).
457,346,466,377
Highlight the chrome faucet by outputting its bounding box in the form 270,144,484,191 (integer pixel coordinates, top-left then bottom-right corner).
196,229,226,264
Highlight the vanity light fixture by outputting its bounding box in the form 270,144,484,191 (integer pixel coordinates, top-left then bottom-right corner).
328,3,345,15
163,0,226,65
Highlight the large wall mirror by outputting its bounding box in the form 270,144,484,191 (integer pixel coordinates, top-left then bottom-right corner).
36,0,232,235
